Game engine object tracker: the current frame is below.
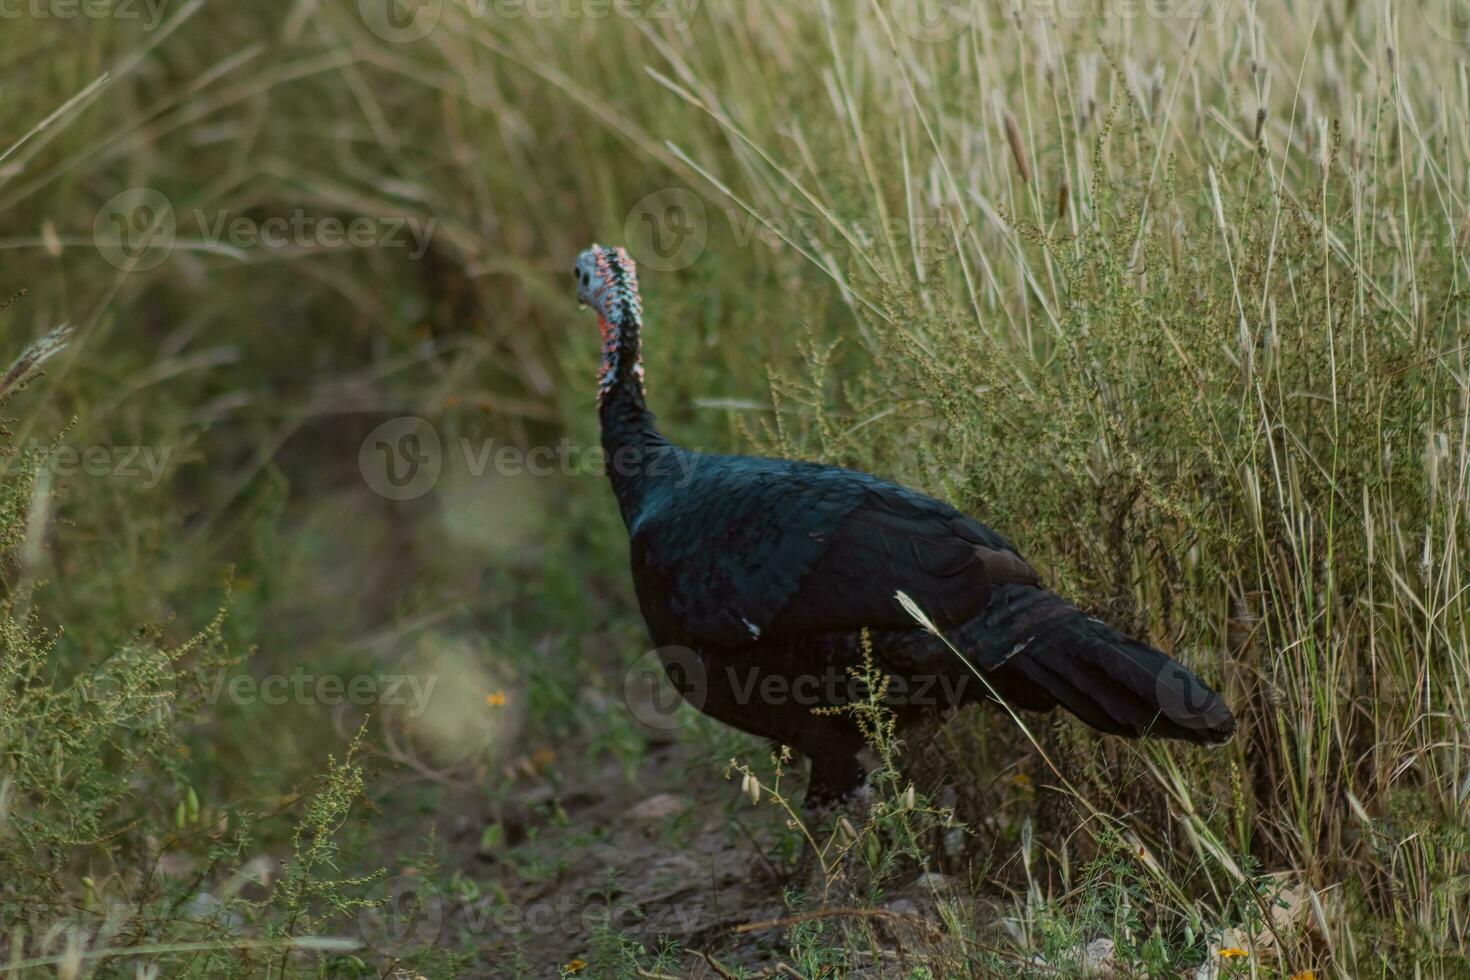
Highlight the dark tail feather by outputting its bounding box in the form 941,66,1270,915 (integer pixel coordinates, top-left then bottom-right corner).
960,585,1235,745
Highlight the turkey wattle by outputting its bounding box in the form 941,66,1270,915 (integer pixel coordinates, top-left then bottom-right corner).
574,244,1235,807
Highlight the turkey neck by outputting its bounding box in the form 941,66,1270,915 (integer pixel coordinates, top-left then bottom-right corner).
597,310,666,524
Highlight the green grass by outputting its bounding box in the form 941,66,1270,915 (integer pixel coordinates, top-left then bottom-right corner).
2,0,1469,976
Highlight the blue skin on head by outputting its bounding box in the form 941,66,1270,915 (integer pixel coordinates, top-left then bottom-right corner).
574,245,641,327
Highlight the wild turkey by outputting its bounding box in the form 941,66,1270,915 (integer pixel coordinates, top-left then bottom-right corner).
573,244,1235,808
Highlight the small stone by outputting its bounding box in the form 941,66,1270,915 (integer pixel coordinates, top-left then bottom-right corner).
184,891,245,929
626,793,688,821
1084,937,1116,975
886,898,919,917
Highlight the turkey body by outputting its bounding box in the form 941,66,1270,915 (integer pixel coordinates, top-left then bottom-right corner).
617,442,1235,804
575,242,1234,807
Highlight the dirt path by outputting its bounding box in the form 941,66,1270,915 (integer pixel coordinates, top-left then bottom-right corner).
373,735,967,978
386,739,794,976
